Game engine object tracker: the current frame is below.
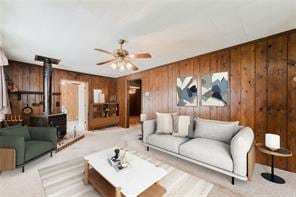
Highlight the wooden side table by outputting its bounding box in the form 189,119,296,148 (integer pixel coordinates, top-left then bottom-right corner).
0,148,16,171
256,143,292,184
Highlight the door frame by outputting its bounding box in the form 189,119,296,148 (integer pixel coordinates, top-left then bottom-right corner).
60,79,89,131
126,79,142,128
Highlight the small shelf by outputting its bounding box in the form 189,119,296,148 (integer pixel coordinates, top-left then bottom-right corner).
8,91,61,100
90,103,119,130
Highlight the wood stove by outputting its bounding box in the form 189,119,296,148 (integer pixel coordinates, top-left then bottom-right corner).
30,55,67,140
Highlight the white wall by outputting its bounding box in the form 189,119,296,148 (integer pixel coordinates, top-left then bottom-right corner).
78,83,86,130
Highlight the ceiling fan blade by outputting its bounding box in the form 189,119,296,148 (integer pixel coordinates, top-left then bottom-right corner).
128,53,151,59
126,61,139,71
94,48,114,56
96,59,116,65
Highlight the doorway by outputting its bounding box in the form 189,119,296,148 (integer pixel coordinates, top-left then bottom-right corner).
61,80,88,132
127,79,142,127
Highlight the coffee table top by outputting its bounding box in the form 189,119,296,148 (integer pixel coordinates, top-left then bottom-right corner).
84,148,167,197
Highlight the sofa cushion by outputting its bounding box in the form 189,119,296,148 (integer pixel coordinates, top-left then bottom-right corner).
156,112,176,134
147,134,189,153
0,125,31,140
172,115,194,137
25,140,54,161
180,138,233,171
194,118,239,143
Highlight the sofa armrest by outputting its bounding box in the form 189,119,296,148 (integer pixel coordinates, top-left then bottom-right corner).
28,127,57,148
143,119,156,143
230,127,254,177
0,136,25,166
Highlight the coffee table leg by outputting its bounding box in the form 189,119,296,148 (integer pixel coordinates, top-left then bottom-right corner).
84,160,89,185
115,187,121,197
261,155,285,184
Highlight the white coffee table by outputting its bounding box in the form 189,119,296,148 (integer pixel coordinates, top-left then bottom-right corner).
83,148,167,197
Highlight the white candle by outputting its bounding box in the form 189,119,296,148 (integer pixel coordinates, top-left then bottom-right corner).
265,133,280,151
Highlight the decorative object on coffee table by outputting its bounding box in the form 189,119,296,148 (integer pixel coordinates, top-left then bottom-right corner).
256,143,292,184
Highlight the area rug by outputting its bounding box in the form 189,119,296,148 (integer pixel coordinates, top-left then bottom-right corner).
39,150,214,197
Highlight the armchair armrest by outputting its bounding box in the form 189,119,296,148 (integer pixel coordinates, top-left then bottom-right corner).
230,127,254,177
143,119,156,143
28,127,57,148
0,136,25,166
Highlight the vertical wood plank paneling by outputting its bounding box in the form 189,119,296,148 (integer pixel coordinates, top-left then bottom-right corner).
117,77,127,127
255,40,268,164
230,47,241,122
193,57,200,117
287,32,296,172
142,71,150,118
11,61,22,114
6,61,117,130
167,64,173,114
199,55,210,119
217,50,231,121
240,44,255,128
209,53,218,120
160,67,169,113
154,68,160,115
267,35,288,169
169,63,179,115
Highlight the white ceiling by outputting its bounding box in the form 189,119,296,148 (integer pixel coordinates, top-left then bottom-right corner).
0,0,296,78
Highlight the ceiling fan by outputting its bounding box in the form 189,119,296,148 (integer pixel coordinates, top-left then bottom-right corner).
95,39,151,71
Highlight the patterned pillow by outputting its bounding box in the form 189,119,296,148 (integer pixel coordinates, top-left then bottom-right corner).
156,112,176,134
172,115,194,137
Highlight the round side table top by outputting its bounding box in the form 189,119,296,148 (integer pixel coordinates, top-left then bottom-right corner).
256,143,292,157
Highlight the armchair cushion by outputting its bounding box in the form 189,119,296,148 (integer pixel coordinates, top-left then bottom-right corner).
147,134,189,154
230,127,254,176
25,140,54,161
180,138,233,171
0,136,25,165
0,125,31,140
28,127,57,148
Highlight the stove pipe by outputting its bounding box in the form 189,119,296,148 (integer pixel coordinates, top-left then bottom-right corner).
34,55,61,115
43,60,53,114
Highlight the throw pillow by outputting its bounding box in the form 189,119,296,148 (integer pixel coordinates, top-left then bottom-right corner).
172,115,194,137
0,125,31,140
156,112,176,134
194,118,240,143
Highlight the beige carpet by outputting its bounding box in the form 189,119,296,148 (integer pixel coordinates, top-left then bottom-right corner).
39,150,214,197
1,125,296,197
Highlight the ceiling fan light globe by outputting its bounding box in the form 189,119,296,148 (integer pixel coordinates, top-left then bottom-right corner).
119,65,125,72
110,63,117,70
126,62,133,70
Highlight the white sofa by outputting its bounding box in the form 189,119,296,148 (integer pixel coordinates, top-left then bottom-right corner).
143,118,255,184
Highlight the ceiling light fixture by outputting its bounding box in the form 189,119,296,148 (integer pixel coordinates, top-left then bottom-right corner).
95,39,151,72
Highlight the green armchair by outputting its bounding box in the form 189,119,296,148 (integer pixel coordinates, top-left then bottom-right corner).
0,125,57,172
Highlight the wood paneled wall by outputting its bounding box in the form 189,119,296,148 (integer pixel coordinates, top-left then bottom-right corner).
61,82,79,121
117,30,296,173
5,60,117,129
